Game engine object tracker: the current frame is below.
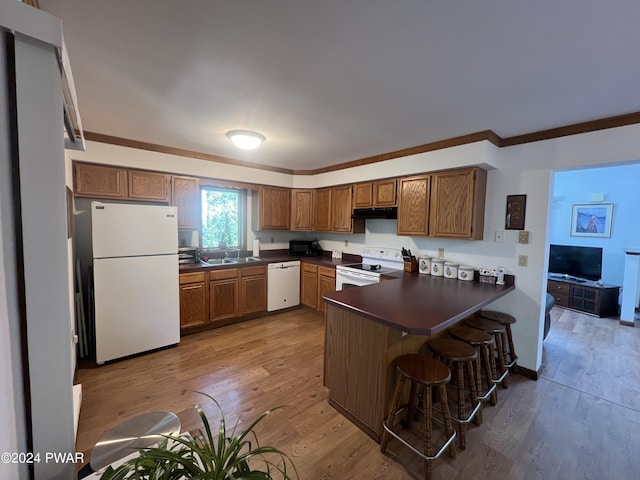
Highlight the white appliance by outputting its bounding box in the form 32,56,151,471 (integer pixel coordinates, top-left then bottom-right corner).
92,202,180,364
267,261,301,311
335,247,405,290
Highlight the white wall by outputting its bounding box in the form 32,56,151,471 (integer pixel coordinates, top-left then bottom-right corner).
67,123,640,373
550,164,640,287
15,32,76,479
0,27,28,480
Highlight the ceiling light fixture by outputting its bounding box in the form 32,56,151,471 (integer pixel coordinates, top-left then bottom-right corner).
226,130,266,150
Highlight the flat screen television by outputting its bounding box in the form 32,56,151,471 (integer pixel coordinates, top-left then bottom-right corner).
548,244,603,282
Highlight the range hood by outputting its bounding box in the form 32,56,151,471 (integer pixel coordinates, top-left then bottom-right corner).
351,207,398,220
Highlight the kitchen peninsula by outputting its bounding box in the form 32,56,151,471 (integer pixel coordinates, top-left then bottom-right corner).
322,272,515,441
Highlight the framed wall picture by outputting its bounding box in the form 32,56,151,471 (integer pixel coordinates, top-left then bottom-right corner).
505,194,527,230
66,186,73,239
570,203,613,237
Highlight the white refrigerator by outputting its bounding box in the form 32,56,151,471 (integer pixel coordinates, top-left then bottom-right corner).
92,202,180,364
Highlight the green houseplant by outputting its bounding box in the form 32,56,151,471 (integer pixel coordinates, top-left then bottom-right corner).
100,393,298,480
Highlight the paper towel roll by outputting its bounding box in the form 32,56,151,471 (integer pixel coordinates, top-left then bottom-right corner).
252,238,260,257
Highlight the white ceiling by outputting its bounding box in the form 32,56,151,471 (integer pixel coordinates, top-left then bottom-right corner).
39,0,640,172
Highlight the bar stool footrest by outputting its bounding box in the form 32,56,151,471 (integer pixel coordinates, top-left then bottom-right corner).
476,382,497,402
382,421,457,462
492,367,510,384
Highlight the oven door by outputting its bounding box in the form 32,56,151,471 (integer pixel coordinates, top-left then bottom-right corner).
335,269,380,290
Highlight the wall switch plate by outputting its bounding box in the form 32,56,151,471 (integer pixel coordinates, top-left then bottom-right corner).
438,248,445,259
518,231,530,244
495,230,504,243
518,255,528,267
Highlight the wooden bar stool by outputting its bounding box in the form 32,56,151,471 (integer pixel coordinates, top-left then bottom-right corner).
448,325,498,406
465,316,510,388
426,338,481,450
381,354,456,480
478,310,518,372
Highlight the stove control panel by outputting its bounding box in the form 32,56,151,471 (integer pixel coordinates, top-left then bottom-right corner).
361,247,403,262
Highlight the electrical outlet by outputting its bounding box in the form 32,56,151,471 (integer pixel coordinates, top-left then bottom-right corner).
518,231,530,244
438,248,445,259
270,236,274,243
344,240,348,247
518,255,528,267
495,231,504,243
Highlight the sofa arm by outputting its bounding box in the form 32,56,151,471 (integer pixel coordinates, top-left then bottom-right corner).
543,293,555,340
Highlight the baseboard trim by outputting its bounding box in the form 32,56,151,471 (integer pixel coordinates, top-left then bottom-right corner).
517,366,538,380
619,320,635,327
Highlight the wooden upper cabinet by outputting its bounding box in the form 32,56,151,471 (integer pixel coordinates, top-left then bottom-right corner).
353,179,397,208
331,185,354,232
429,167,487,240
291,189,314,231
259,186,290,230
171,176,201,230
373,179,397,207
74,163,128,199
353,182,374,208
128,170,171,202
314,188,332,231
397,175,431,236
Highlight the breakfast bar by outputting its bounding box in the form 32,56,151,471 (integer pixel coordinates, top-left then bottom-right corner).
322,272,515,441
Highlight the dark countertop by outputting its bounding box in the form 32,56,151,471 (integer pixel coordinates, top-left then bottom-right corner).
179,250,361,273
323,273,515,336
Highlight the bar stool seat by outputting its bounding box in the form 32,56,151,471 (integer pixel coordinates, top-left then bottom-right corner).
478,310,518,372
426,338,481,450
465,316,510,388
381,354,456,480
447,325,498,406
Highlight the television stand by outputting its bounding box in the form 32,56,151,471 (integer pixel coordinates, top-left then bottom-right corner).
547,277,620,318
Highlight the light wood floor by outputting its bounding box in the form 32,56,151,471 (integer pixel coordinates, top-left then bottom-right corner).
75,307,640,479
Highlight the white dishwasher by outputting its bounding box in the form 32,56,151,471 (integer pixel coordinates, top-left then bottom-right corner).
267,261,301,311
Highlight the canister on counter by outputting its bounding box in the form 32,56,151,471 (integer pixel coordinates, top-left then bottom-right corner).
444,262,458,279
418,257,431,274
458,265,475,281
431,258,444,276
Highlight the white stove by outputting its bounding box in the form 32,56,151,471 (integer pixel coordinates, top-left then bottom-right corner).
335,247,405,290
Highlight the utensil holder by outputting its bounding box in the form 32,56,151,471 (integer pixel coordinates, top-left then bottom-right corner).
404,256,418,272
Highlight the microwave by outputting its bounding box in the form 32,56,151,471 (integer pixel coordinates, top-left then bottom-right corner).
289,240,321,257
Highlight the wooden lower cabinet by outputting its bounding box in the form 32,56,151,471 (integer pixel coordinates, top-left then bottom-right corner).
181,266,270,332
317,266,336,313
240,266,267,315
301,262,336,312
209,269,239,322
179,272,208,329
301,262,319,309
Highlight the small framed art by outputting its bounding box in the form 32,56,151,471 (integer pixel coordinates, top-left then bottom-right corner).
570,203,613,237
505,194,527,230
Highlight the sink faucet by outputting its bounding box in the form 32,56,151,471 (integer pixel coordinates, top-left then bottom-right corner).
225,248,241,259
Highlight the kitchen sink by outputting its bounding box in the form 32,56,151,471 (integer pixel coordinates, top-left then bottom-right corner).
206,258,238,265
206,257,261,265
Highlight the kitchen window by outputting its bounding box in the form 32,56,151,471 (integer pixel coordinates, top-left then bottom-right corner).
201,186,246,250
